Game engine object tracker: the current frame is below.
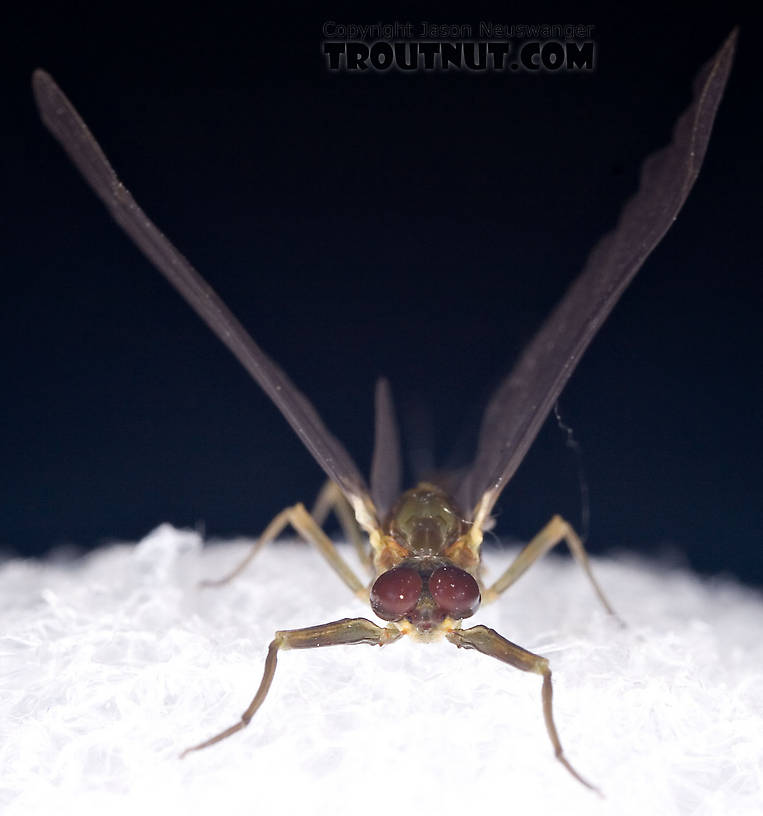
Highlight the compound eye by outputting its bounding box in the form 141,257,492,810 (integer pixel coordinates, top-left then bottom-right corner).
429,566,481,619
370,567,423,621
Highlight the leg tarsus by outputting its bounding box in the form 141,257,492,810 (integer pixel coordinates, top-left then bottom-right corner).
198,508,292,588
180,618,400,758
180,637,281,757
447,624,601,794
484,514,621,623
541,672,603,796
199,500,367,597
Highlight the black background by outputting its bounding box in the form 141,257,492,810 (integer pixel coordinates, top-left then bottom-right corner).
3,7,760,585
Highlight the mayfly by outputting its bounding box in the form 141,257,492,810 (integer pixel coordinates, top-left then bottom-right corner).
33,29,736,792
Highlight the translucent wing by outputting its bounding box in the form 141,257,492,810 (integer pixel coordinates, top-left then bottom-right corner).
32,70,377,528
457,29,737,525
369,377,402,518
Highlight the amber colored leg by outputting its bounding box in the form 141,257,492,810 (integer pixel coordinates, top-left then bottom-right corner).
483,514,618,619
310,480,372,576
200,501,367,600
447,624,601,795
180,617,401,757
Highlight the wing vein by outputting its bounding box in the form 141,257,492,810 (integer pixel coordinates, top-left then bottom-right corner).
458,29,737,519
32,70,373,517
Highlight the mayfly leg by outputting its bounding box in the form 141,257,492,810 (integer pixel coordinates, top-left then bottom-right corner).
180,618,402,757
446,625,601,795
482,515,620,621
200,501,368,602
310,480,373,576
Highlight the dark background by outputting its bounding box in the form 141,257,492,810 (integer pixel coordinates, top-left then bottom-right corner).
3,7,760,585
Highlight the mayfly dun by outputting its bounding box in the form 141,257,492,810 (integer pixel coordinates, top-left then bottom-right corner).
33,29,736,792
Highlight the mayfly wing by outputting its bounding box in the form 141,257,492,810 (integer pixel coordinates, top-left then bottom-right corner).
369,377,402,519
32,70,377,527
457,29,737,526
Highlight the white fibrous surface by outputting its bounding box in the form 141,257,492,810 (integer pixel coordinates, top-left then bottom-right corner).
1,524,761,815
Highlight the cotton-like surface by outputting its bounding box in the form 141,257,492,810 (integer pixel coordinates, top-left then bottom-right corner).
1,525,761,816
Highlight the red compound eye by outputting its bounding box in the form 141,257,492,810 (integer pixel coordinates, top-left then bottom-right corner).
370,567,423,621
429,566,481,618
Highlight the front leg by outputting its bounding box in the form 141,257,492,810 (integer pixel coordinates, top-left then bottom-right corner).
181,618,402,757
446,624,600,794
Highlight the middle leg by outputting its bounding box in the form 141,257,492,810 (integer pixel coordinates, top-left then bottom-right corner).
200,501,368,601
482,514,617,617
